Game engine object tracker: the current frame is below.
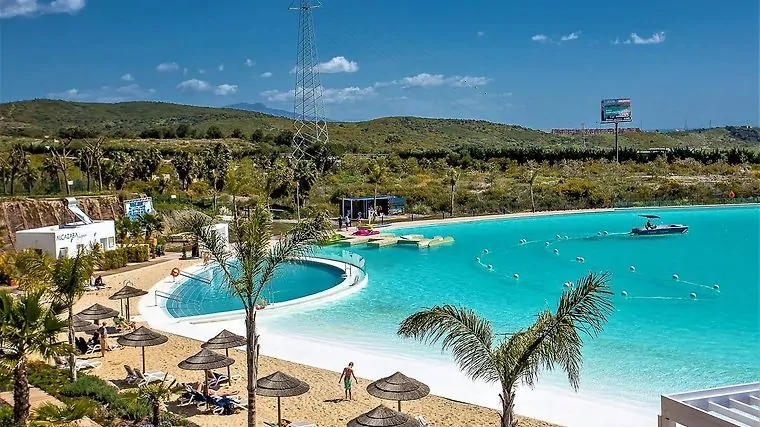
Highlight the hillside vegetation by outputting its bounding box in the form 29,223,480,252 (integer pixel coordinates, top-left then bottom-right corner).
2,99,758,152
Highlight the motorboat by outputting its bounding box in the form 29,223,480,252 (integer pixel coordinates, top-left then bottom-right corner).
630,214,688,236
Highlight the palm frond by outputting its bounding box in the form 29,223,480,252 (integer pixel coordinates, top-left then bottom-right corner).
398,305,500,383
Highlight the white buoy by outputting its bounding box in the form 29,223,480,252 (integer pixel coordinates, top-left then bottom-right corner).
713,284,720,290
672,274,679,280
483,249,489,254
545,241,551,246
597,231,602,236
621,290,628,297
556,234,561,239
564,235,569,240
475,257,480,262
487,265,493,270
564,281,573,287
513,273,519,279
603,231,609,235
629,265,636,272
576,256,585,262
690,292,697,299
553,249,559,255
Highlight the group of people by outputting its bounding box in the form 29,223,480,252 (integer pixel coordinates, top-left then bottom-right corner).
74,316,135,357
337,206,386,230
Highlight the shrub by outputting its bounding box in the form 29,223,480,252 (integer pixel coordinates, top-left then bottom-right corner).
125,245,150,263
100,248,128,270
26,361,70,396
60,375,120,405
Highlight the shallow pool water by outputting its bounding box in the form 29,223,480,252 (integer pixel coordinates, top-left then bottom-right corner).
255,206,760,408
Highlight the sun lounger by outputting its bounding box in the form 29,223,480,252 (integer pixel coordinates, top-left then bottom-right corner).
416,415,429,426
123,365,138,384
205,395,246,415
207,371,242,388
134,368,172,387
54,356,102,371
85,343,100,355
178,384,206,407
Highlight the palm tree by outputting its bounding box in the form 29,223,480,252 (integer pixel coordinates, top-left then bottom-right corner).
137,374,178,426
31,400,98,426
447,168,461,216
398,272,614,427
47,138,74,195
524,161,541,213
8,144,29,196
139,212,164,240
15,250,94,381
172,151,196,190
185,202,327,427
292,159,318,221
0,290,71,425
20,165,40,195
367,159,387,213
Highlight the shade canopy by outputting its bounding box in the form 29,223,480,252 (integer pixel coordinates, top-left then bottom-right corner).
347,405,419,427
116,326,168,348
76,303,119,321
256,371,310,398
366,372,430,402
202,329,246,350
71,314,98,333
178,348,234,371
109,285,148,300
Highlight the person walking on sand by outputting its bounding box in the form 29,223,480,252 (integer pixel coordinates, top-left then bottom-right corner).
339,362,358,401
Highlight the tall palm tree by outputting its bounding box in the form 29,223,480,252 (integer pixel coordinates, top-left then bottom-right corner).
20,165,40,195
292,159,318,221
0,290,71,425
447,168,461,216
367,159,387,213
398,272,614,427
139,212,164,240
15,250,94,381
8,144,29,196
185,202,327,427
48,138,73,195
172,151,196,190
524,161,541,213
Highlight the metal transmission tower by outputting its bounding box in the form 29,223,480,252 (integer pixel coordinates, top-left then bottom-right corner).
289,0,328,161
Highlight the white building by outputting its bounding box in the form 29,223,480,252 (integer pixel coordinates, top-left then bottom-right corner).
659,382,760,427
15,198,117,259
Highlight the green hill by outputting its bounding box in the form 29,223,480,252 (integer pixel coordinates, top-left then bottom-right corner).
0,99,757,151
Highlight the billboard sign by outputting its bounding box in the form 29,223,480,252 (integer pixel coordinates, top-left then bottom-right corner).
124,197,154,221
601,98,632,123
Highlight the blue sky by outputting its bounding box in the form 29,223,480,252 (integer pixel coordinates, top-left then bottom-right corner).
1,0,758,130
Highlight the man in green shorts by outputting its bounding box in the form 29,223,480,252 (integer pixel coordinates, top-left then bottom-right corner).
339,362,358,401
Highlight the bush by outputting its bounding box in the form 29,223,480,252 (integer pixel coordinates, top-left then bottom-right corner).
26,361,70,396
101,248,128,270
60,375,120,405
125,244,150,263
0,404,16,427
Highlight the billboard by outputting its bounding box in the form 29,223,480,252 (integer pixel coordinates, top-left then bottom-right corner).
124,197,154,221
601,98,632,123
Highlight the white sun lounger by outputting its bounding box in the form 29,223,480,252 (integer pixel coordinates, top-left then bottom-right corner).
134,368,172,387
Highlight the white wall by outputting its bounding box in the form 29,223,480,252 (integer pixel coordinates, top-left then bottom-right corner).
199,223,230,254
16,220,116,259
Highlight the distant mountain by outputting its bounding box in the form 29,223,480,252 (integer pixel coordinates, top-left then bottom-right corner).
226,102,296,119
225,102,336,122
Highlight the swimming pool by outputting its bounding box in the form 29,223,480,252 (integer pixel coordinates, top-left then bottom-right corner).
164,260,346,318
254,206,760,410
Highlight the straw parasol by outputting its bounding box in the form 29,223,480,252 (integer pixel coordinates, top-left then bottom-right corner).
71,314,98,333
178,348,234,397
347,405,419,427
76,303,119,322
116,326,168,372
366,372,430,411
201,329,246,382
256,371,310,423
108,282,147,322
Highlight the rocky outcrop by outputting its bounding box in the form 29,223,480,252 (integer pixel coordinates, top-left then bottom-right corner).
0,195,124,248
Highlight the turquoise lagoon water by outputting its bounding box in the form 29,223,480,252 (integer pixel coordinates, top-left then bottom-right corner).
165,260,344,317
168,206,760,408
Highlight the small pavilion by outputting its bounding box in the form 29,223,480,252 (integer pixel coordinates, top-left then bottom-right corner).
340,196,405,219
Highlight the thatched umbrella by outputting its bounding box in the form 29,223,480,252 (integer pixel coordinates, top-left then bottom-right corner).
116,326,168,372
71,314,98,333
178,348,234,398
108,282,147,322
366,372,430,412
347,405,419,427
256,371,310,423
76,303,119,322
201,329,245,382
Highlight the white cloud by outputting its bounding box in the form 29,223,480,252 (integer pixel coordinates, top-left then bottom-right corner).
214,84,237,96
177,79,211,92
531,34,550,43
630,31,666,44
560,31,581,41
156,62,179,72
177,79,238,96
0,0,84,18
198,69,206,74
383,73,492,88
477,30,485,37
261,85,375,104
120,73,134,82
47,84,155,103
182,68,188,75
218,64,224,72
260,72,273,78
291,56,359,74
244,59,255,67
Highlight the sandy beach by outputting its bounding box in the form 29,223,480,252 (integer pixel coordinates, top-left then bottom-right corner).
73,255,558,427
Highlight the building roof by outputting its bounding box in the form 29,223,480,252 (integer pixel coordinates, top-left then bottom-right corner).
342,196,404,202
16,220,114,234
661,382,760,427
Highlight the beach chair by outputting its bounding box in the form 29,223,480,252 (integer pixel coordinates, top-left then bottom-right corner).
54,357,102,371
207,371,241,388
134,368,172,387
123,365,138,384
85,343,100,355
415,415,429,426
205,395,246,415
178,384,206,407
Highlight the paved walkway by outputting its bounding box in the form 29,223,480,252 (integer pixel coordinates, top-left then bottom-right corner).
0,386,63,409
99,252,181,277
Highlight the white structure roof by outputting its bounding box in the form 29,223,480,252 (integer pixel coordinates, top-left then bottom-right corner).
659,382,760,427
